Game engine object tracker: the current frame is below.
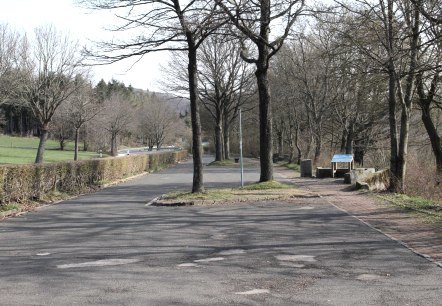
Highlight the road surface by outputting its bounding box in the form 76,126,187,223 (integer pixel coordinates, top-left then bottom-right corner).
0,157,440,305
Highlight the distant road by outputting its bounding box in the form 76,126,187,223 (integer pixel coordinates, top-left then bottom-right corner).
117,146,181,156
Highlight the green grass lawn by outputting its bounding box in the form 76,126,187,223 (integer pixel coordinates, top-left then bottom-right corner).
379,193,442,223
0,135,102,164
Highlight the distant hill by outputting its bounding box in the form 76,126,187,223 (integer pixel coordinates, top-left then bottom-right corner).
133,88,190,115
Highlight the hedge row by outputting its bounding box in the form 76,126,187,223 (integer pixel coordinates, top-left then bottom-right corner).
0,150,188,205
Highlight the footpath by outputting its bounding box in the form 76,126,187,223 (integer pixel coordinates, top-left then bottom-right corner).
275,166,442,267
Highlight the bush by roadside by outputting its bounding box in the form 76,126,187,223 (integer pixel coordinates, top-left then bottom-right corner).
0,150,188,208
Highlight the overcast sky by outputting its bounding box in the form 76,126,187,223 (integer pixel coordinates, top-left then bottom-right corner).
0,0,166,91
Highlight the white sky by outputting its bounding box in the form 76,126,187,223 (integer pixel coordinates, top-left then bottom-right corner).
0,0,167,92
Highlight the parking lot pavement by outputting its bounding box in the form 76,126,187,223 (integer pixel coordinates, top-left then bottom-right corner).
0,159,440,305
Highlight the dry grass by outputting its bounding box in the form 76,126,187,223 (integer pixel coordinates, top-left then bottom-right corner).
154,184,317,206
404,157,442,204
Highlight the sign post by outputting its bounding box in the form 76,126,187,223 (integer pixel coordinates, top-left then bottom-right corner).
239,109,244,187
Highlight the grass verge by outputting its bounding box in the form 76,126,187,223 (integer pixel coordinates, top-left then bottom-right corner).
241,180,291,190
379,193,442,223
155,181,317,206
0,190,74,218
0,203,19,212
207,159,236,167
282,162,301,172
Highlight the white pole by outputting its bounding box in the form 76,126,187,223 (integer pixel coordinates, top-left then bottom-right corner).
239,109,244,187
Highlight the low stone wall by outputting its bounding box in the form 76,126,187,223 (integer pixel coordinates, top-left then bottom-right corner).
359,168,390,191
349,168,376,185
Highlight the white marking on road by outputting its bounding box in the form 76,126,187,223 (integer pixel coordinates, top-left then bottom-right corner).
279,262,306,268
275,255,316,262
299,206,315,210
36,252,51,256
57,258,140,269
211,234,227,240
356,274,384,281
177,263,198,267
194,257,225,263
218,249,246,255
235,289,270,295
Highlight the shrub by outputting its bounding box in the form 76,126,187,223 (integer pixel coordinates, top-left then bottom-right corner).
0,150,188,205
404,157,442,203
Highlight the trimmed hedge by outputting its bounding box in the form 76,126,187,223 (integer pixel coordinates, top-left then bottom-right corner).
0,150,188,205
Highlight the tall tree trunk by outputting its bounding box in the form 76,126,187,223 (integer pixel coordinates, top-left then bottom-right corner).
223,117,230,160
417,72,442,172
214,107,223,161
74,128,79,161
110,132,117,156
387,67,400,191
388,2,419,192
256,66,273,182
340,128,347,152
345,122,354,154
421,104,442,172
397,105,411,188
35,124,49,164
295,125,302,165
188,44,204,193
276,123,284,157
83,128,88,152
314,135,321,165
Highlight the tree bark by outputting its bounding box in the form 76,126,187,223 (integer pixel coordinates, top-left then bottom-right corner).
223,117,230,160
214,107,223,161
387,2,419,192
345,122,354,154
314,135,321,165
256,66,273,182
276,124,284,157
340,128,348,152
421,104,442,172
387,67,400,191
188,44,204,193
417,71,442,172
111,133,117,156
74,128,79,161
35,124,49,164
83,128,88,151
295,125,302,165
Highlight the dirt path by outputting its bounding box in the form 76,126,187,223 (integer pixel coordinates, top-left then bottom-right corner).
275,166,442,268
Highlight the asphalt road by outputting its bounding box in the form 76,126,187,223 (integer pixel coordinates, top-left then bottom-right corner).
0,157,440,305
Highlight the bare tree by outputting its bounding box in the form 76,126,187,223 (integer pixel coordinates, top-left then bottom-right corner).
0,24,22,105
162,35,256,161
98,92,134,156
414,0,442,172
50,102,73,151
412,0,442,24
138,94,178,151
217,0,305,182
279,35,338,164
67,76,101,160
82,0,224,193
337,0,421,192
198,35,255,161
21,25,83,163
